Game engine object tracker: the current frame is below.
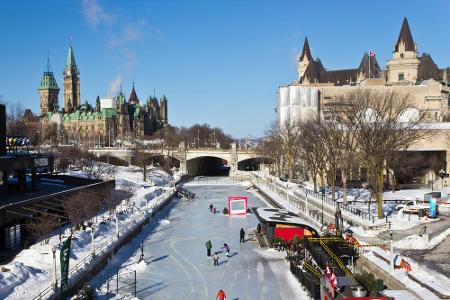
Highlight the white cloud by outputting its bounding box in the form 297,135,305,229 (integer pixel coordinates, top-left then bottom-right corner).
81,0,115,27
108,19,147,48
108,74,122,96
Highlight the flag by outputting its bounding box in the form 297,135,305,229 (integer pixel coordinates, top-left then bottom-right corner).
325,265,331,279
330,272,337,288
60,236,72,294
369,51,376,57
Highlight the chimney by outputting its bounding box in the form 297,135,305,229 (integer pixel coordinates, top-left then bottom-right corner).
0,104,6,156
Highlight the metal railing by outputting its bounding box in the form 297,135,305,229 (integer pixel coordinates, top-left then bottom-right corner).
32,189,175,300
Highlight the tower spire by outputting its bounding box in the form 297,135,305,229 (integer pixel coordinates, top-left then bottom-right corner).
66,45,77,67
46,51,51,72
394,17,415,52
300,36,313,61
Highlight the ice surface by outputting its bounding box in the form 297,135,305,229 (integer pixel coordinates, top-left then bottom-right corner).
93,182,311,299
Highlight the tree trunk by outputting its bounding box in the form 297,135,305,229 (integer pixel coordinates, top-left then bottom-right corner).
342,170,348,206
143,164,147,182
313,174,317,193
329,170,336,202
377,169,384,219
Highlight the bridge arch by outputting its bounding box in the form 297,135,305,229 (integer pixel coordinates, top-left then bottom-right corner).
237,157,265,171
186,156,230,176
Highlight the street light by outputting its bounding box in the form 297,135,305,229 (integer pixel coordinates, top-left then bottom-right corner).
321,186,325,229
86,227,95,257
52,246,57,290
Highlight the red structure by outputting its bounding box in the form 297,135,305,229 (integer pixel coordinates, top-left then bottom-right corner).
228,196,248,215
274,224,307,241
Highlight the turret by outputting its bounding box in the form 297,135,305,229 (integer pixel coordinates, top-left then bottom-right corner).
298,37,313,80
38,57,60,115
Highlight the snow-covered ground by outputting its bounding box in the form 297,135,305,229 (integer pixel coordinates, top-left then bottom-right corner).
0,165,175,300
256,173,441,230
365,247,450,299
252,172,450,299
394,228,450,250
92,181,311,299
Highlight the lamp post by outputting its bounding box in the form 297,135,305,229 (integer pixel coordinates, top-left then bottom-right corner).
321,186,325,229
52,246,57,290
115,213,119,239
87,227,95,257
439,169,446,189
389,231,394,274
286,183,289,204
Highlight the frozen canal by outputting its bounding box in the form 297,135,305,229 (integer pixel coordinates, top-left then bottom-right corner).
93,178,309,299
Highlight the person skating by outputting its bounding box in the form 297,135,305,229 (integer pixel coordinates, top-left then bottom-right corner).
240,228,245,243
213,252,219,266
209,204,213,212
206,240,212,257
224,243,230,258
216,289,226,300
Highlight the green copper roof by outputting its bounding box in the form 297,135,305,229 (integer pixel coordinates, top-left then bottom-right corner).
101,108,117,119
117,92,126,105
38,71,60,91
66,46,77,67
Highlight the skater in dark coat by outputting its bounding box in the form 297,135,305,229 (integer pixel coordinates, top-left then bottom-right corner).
224,243,230,258
209,204,214,212
240,228,245,243
206,240,212,257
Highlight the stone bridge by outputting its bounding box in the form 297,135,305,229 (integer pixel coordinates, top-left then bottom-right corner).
89,142,260,175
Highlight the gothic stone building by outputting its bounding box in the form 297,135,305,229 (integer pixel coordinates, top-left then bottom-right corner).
37,46,168,145
278,17,450,186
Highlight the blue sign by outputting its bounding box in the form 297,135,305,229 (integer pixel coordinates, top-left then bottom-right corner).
429,198,437,218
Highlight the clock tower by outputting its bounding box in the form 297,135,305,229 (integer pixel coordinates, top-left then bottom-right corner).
63,45,80,113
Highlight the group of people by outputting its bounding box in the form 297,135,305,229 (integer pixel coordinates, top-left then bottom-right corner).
205,241,232,266
209,203,217,214
205,228,246,267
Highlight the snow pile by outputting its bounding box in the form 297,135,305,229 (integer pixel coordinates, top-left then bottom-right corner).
0,164,175,300
160,219,170,225
365,247,450,299
394,228,450,250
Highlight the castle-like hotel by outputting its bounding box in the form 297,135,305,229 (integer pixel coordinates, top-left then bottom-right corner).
278,17,450,125
32,46,168,144
278,18,450,185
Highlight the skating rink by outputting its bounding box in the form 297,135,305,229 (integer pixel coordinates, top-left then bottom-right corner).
93,178,310,299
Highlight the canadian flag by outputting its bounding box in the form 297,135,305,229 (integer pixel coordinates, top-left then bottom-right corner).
369,51,376,57
325,265,331,279
330,272,337,289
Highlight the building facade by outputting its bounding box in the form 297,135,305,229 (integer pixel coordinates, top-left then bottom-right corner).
277,17,450,185
36,46,168,145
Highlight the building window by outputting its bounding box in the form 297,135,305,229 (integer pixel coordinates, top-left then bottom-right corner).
435,112,439,120
400,53,404,58
398,73,405,81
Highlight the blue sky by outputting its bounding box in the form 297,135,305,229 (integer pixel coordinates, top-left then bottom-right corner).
0,1,449,138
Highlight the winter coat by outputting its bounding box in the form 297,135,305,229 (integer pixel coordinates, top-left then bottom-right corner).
206,240,212,249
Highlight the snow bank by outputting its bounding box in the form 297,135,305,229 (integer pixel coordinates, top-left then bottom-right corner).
365,247,450,299
0,164,175,300
394,228,450,250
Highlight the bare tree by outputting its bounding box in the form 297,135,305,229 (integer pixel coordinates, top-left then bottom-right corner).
255,135,280,176
62,192,87,232
267,120,303,181
298,120,327,192
341,89,428,218
24,213,59,245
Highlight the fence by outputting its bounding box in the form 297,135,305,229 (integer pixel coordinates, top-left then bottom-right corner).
251,173,381,228
32,189,175,300
105,268,137,298
290,261,321,300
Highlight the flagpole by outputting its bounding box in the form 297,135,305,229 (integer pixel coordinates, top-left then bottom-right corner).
369,53,371,79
